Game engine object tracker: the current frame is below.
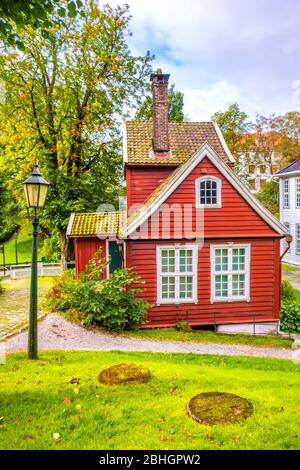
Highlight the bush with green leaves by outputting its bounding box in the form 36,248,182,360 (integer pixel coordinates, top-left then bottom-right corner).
46,250,149,330
281,279,296,302
280,300,300,334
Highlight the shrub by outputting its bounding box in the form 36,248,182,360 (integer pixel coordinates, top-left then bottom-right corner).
280,300,300,334
46,249,149,330
281,279,296,302
176,321,192,332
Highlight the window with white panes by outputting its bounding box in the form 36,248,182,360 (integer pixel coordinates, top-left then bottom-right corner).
296,224,300,255
296,179,300,208
283,179,289,208
211,245,250,302
157,246,198,303
196,176,221,208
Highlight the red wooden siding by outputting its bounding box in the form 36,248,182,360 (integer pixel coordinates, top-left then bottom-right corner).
74,238,106,278
126,166,175,209
134,157,277,239
126,238,281,327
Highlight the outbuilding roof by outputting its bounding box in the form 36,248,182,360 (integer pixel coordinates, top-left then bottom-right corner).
67,211,125,238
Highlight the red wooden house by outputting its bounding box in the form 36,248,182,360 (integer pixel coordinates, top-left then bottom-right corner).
67,70,288,333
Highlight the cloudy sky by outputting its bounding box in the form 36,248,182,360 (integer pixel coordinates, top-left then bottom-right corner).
106,0,300,121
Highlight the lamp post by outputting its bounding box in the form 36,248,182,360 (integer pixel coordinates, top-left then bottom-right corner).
13,231,18,265
23,161,50,359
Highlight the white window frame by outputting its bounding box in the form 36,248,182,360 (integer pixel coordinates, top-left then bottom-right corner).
296,179,300,209
195,176,222,208
283,179,289,209
157,245,198,304
210,244,250,303
296,224,300,255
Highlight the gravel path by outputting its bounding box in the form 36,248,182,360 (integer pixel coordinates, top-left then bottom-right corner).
3,313,294,360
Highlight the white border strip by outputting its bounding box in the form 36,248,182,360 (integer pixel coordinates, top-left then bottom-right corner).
66,212,75,236
213,120,235,163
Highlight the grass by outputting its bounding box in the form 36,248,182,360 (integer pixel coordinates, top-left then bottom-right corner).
0,351,299,450
2,220,40,265
282,263,300,273
122,328,292,349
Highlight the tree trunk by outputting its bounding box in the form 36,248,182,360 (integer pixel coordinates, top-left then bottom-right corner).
60,229,68,268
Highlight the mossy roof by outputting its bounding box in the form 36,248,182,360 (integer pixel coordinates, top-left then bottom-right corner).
125,121,232,165
67,211,125,237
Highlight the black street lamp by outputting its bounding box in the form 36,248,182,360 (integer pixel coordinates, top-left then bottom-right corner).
23,160,50,359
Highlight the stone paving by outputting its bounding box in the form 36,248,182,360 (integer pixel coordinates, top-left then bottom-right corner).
0,278,54,340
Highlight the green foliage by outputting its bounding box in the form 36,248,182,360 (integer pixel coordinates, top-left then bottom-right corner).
256,180,279,217
0,172,20,243
136,83,185,121
46,250,149,330
281,279,296,302
176,321,192,332
40,229,61,261
280,300,300,333
0,0,83,47
0,278,4,293
212,103,251,154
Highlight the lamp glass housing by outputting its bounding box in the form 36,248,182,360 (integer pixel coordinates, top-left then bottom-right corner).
23,162,50,209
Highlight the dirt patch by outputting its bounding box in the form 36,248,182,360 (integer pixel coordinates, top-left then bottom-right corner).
98,363,151,385
187,392,253,425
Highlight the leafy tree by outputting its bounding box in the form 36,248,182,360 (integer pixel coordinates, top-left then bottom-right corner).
0,0,83,47
0,1,152,262
0,171,20,243
265,112,300,164
255,180,279,218
212,103,251,155
136,83,185,121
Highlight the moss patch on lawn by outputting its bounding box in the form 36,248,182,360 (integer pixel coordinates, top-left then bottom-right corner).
98,363,150,385
187,392,253,425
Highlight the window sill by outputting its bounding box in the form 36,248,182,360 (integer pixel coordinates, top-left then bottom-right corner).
157,300,198,305
210,297,250,303
196,204,222,209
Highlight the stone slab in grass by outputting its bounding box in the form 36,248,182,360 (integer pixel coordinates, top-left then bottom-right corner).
98,363,151,385
187,392,253,425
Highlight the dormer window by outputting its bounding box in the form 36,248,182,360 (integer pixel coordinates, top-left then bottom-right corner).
195,176,222,208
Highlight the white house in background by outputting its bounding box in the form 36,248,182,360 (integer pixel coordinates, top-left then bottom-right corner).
276,157,300,265
238,151,274,192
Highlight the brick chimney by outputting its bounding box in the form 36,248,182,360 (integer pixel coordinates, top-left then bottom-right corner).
150,69,170,153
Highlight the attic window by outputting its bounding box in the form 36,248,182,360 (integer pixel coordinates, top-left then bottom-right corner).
195,176,222,208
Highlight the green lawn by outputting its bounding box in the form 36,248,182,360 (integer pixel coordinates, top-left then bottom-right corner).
0,351,299,450
282,263,300,273
122,328,292,349
2,220,37,265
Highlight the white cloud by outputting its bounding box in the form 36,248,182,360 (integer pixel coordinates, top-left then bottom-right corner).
183,81,240,121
